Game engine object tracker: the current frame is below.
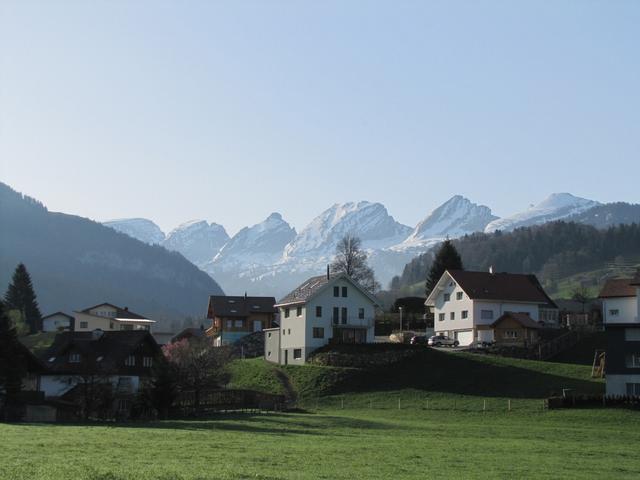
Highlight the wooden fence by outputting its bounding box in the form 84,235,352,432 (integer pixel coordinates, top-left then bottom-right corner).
173,389,287,416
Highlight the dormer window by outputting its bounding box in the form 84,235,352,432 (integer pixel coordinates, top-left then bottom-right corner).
456,292,463,300
69,353,81,363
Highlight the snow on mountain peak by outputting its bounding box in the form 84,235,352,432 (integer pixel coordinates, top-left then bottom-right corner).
163,220,229,265
103,218,165,245
484,193,600,233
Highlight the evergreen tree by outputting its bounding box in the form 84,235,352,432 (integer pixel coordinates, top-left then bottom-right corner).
425,239,463,296
4,263,42,333
0,301,26,419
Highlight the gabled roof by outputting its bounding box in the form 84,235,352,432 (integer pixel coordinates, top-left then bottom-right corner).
42,312,74,321
208,296,276,318
276,273,379,307
78,303,148,320
598,278,638,298
491,312,542,329
38,330,161,375
426,270,557,308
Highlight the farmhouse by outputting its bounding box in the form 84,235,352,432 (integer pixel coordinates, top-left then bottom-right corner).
73,303,156,332
599,276,640,396
41,312,74,332
205,295,277,347
265,272,378,365
425,270,558,346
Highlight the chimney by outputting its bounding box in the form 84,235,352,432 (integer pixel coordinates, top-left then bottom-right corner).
124,306,129,312
327,265,330,280
244,292,247,299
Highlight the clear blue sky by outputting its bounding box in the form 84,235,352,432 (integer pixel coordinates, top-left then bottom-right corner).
1,1,638,235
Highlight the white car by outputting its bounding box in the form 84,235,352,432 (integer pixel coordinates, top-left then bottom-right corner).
427,335,459,347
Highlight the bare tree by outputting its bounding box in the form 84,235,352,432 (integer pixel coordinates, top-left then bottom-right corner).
162,337,231,413
571,285,591,313
331,234,381,293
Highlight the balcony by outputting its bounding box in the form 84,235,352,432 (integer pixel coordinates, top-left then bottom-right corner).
331,316,374,328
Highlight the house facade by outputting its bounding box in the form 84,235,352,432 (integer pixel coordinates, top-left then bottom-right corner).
73,303,156,332
599,277,640,396
265,272,378,365
205,295,276,347
42,312,74,332
425,270,558,346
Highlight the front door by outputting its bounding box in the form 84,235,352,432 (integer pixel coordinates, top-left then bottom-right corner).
284,349,288,365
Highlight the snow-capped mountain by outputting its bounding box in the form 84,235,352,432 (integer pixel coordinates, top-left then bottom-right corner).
208,213,297,273
162,220,229,265
284,201,412,260
484,193,600,233
400,195,497,248
103,218,165,245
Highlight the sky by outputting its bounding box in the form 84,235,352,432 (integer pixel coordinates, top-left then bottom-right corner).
1,0,639,236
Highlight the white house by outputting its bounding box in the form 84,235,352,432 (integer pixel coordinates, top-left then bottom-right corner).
425,270,558,346
73,303,156,332
42,312,74,332
264,272,378,365
599,277,640,396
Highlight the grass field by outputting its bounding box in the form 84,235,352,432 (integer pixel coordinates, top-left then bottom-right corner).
3,349,637,479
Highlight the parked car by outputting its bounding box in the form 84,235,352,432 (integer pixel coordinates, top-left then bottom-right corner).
410,335,428,345
428,335,459,347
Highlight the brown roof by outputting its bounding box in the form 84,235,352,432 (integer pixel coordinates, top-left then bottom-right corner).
208,295,276,318
277,275,329,306
447,270,557,308
598,278,637,298
491,312,542,329
42,312,74,321
79,303,148,320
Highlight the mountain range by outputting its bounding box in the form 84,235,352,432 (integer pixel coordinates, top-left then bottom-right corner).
0,182,224,329
103,192,639,297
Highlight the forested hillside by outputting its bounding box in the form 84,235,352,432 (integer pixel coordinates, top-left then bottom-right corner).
391,221,640,295
0,183,224,329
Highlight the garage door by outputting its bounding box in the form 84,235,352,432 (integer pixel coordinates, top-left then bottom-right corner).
454,330,474,346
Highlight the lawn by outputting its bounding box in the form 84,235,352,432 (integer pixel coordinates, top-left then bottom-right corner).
2,407,640,480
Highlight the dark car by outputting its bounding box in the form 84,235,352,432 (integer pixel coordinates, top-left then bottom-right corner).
410,335,428,345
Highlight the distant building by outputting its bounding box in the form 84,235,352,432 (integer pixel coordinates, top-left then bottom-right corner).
599,276,640,396
42,312,74,332
425,270,558,346
205,295,277,347
265,272,379,365
73,303,156,332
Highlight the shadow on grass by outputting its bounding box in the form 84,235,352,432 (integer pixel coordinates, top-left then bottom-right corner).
320,349,603,399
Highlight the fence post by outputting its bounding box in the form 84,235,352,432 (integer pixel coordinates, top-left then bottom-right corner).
508,399,511,412
398,398,401,410
341,397,344,409
483,399,486,413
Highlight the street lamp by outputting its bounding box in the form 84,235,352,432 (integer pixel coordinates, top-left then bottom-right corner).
399,307,403,333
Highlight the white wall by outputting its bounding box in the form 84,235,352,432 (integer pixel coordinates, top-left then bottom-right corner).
606,374,640,396
42,314,72,332
74,312,112,331
603,297,638,324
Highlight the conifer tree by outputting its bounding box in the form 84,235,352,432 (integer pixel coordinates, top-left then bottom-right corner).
4,263,42,333
0,301,26,419
425,240,463,296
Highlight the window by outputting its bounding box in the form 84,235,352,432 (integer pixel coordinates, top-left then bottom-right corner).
358,308,365,319
288,329,291,335
333,307,339,324
296,306,303,317
450,312,455,320
609,309,620,317
504,330,519,339
124,355,136,367
626,383,640,396
267,351,271,357
626,353,640,368
120,324,133,331
226,320,233,329
80,321,88,329
282,329,285,335
444,293,451,302
456,292,463,300
461,310,468,319
143,357,153,368
313,327,324,339
438,313,445,322
284,308,290,318
268,332,272,338
110,322,114,329
234,320,243,328
341,307,348,325
342,286,348,297
69,353,81,363
481,310,494,320
333,286,340,297
293,349,302,360
316,306,322,318
625,329,640,341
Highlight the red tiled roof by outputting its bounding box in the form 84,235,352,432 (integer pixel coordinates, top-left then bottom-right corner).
598,278,637,298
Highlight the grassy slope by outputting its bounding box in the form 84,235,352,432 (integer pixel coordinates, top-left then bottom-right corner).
2,408,639,480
